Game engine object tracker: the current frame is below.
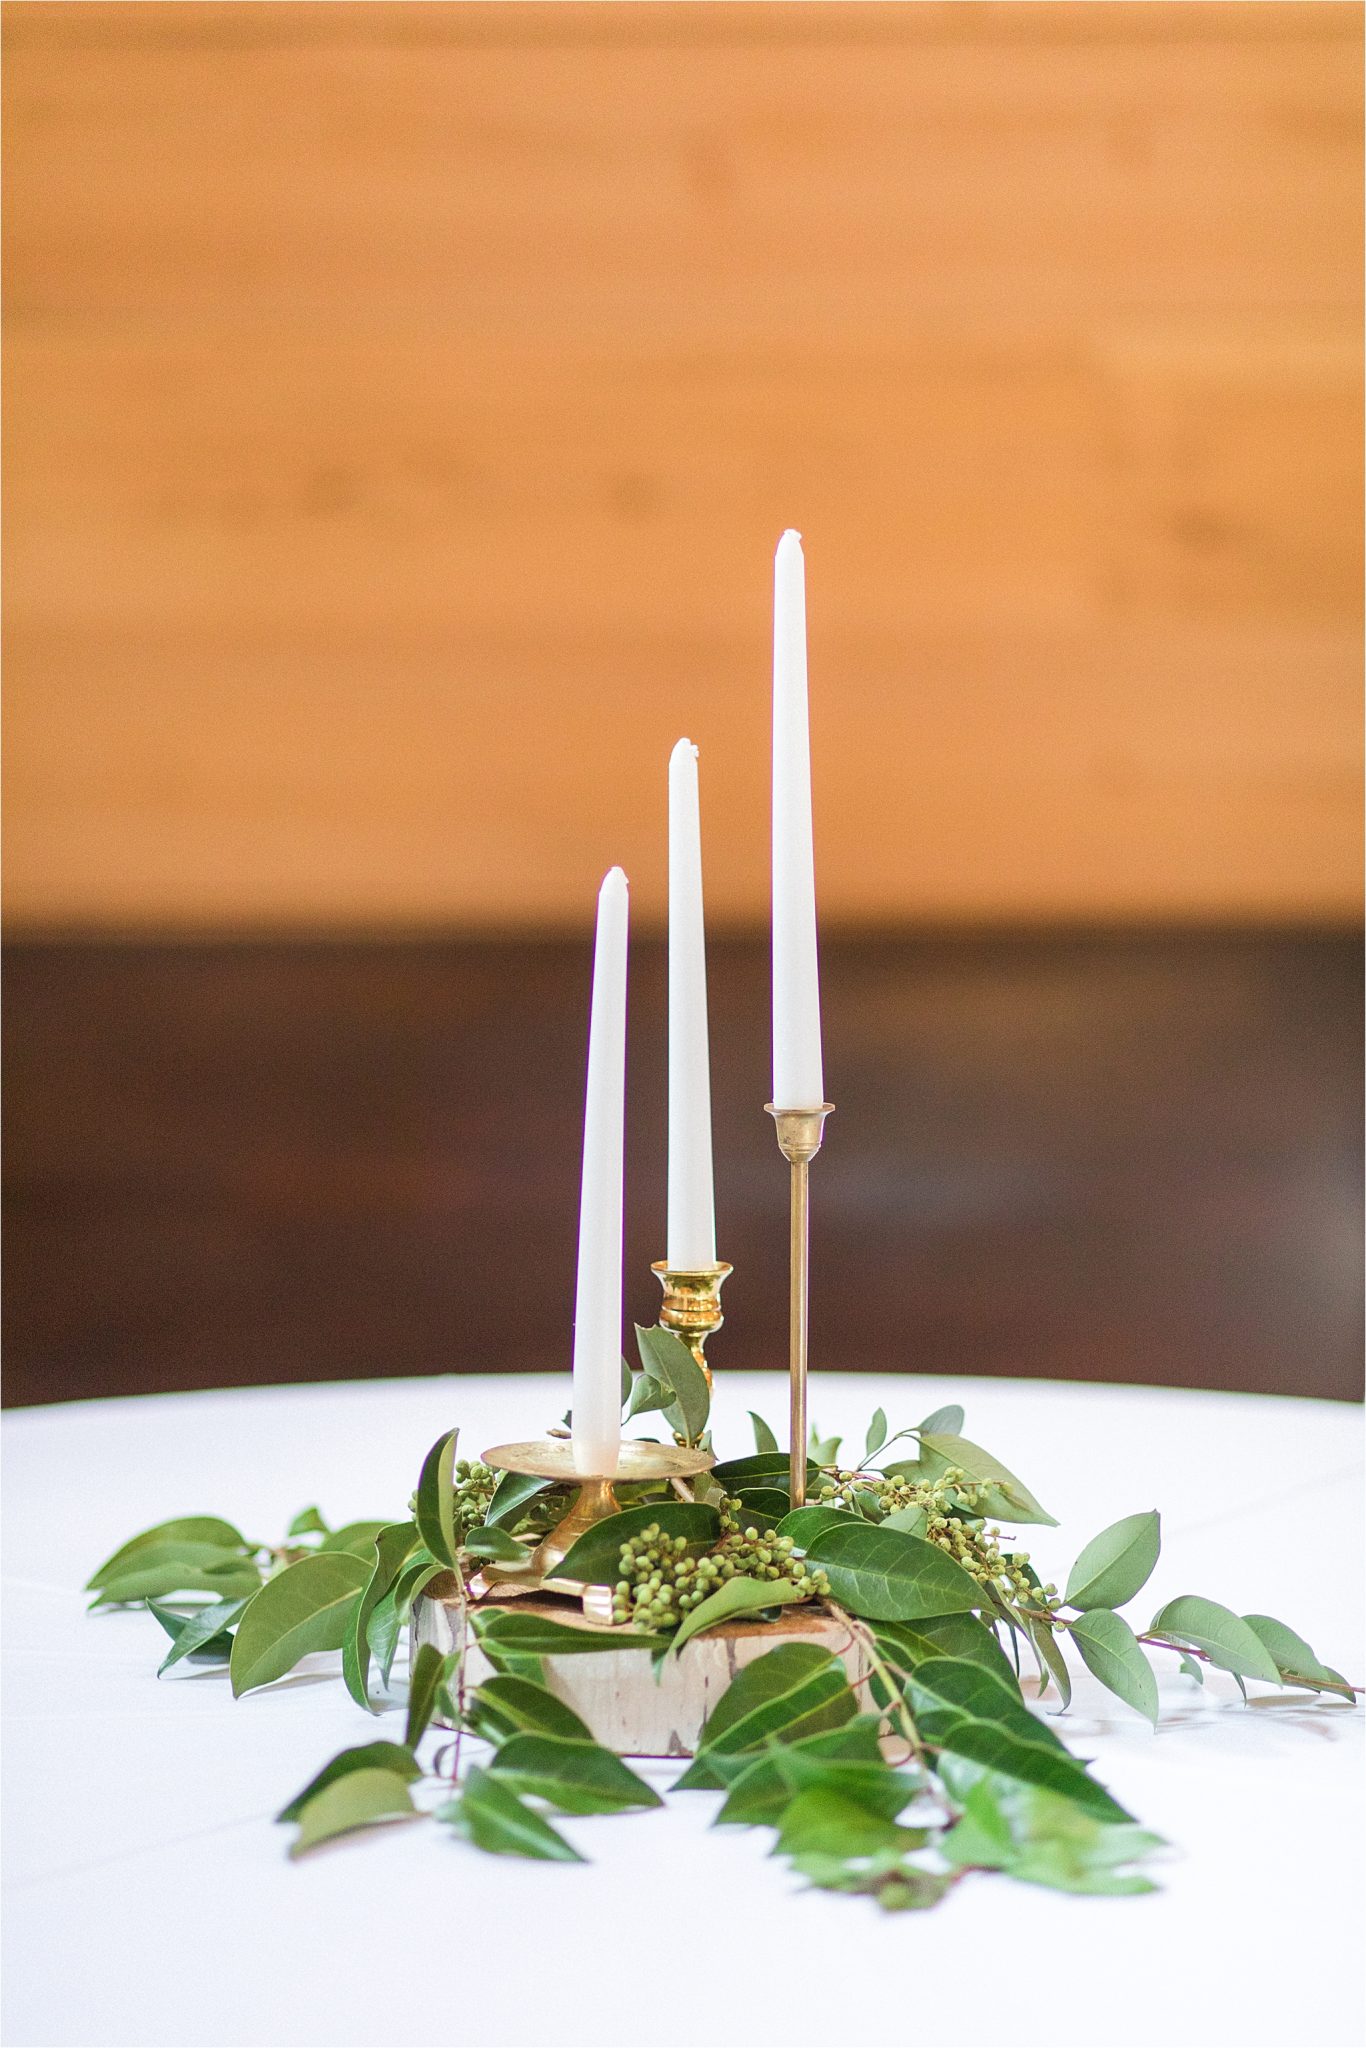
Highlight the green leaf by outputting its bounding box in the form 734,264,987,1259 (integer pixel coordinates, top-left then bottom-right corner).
439,1765,584,1861
634,1323,710,1443
624,1372,672,1422
461,1525,533,1566
713,1452,819,1489
942,1775,1161,1895
286,1507,330,1538
472,1610,667,1661
553,1502,719,1585
415,1430,460,1568
230,1551,370,1696
466,1676,594,1745
918,1404,965,1436
667,1576,810,1655
287,1768,416,1857
717,1745,918,1828
393,1554,444,1622
319,1520,390,1558
908,1656,1071,1755
1069,1610,1158,1725
793,1856,951,1911
863,1408,888,1461
775,1786,926,1863
882,1505,928,1537
483,1469,551,1529
874,1613,1021,1694
489,1653,547,1684
675,1644,856,1788
1064,1511,1161,1611
488,1733,662,1814
90,1545,262,1605
749,1411,780,1455
1243,1615,1355,1700
802,1520,981,1622
1019,1609,1073,1709
367,1558,444,1695
342,1520,422,1711
914,1433,1056,1526
731,1488,792,1531
405,1641,455,1748
776,1504,852,1549
936,1723,1133,1823
706,1715,885,1787
362,1592,404,1690
276,1741,420,1821
1148,1596,1281,1684
148,1596,247,1673
86,1517,248,1591
1178,1653,1204,1684
808,1428,843,1467
707,1721,884,1819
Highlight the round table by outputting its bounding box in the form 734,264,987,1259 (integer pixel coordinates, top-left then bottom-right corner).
3,1372,1362,2048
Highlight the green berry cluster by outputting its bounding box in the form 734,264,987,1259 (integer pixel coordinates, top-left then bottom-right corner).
930,1516,1058,1608
451,1459,497,1537
817,1465,988,1520
609,1519,829,1631
816,1465,1058,1610
712,1518,830,1601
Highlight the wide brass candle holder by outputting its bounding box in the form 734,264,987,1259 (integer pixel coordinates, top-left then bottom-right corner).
480,1436,714,1588
766,1103,834,1508
650,1261,732,1379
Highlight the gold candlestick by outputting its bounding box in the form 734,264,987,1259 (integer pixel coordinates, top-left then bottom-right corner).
481,1437,714,1586
766,1104,834,1508
650,1261,732,1380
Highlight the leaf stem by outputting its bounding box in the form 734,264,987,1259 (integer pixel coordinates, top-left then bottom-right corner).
824,1601,930,1778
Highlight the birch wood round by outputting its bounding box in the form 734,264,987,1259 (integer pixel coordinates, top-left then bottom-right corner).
412,1578,871,1756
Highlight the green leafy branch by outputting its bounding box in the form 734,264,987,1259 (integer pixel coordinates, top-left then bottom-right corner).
87,1394,1360,1912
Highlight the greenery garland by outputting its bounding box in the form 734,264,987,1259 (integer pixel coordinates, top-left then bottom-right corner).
89,1330,1359,1911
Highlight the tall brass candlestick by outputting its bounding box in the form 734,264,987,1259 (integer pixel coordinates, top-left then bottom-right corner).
766,1103,833,1507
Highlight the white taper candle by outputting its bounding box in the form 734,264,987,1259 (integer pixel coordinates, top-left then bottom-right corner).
772,530,824,1111
571,866,628,1476
667,739,716,1269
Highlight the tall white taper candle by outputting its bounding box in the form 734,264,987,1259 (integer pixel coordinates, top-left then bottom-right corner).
571,866,628,1476
667,739,717,1268
772,530,824,1111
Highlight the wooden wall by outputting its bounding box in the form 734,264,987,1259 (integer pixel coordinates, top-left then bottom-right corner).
4,2,1362,931
7,931,1361,1404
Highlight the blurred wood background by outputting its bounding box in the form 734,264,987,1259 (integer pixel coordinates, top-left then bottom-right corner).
5,930,1360,1406
4,0,1362,931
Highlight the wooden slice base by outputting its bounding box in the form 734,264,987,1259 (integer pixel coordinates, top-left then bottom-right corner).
411,1578,871,1758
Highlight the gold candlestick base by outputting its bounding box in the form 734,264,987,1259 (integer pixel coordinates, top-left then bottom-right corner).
651,1260,732,1381
766,1103,834,1510
481,1436,714,1587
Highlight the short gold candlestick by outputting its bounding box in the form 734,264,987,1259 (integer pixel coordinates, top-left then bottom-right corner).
650,1261,732,1380
766,1103,834,1509
482,1437,714,1586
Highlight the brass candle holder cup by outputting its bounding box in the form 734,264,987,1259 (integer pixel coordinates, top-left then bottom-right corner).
480,1436,714,1589
766,1103,834,1509
650,1260,732,1379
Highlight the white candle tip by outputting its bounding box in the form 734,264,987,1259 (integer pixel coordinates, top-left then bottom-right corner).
601,866,628,893
670,736,698,765
777,528,803,558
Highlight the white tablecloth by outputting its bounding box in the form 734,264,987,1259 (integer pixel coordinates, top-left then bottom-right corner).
3,1372,1362,2048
